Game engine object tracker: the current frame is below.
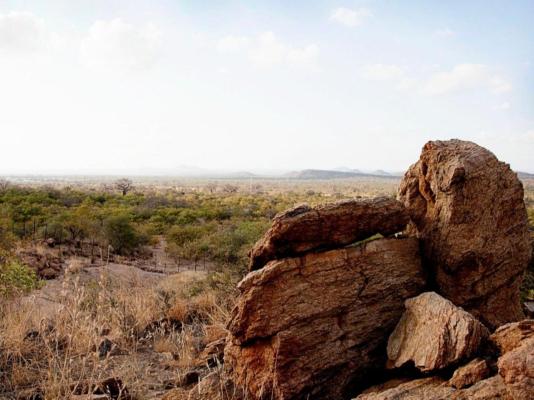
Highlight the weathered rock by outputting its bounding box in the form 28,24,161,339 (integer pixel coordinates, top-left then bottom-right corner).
354,377,454,400
449,358,491,389
354,376,512,400
195,338,226,368
248,197,409,270
453,376,512,400
16,249,63,279
398,139,531,328
387,292,489,372
162,372,244,400
498,336,534,400
226,237,426,400
491,319,534,354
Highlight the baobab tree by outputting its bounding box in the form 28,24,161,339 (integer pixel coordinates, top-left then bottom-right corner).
115,178,134,196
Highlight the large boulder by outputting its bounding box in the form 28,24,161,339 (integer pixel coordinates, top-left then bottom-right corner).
387,292,489,372
226,238,426,400
248,197,409,270
398,139,531,328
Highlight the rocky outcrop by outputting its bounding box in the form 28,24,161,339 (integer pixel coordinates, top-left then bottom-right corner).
490,319,534,354
498,336,534,400
387,292,489,372
354,376,512,400
17,249,62,279
248,197,408,270
448,358,491,389
398,139,531,328
355,377,454,400
226,238,425,400
224,139,533,399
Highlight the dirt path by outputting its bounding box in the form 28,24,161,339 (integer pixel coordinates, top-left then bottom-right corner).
21,237,210,321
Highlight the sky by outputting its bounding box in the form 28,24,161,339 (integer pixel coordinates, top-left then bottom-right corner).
0,0,533,174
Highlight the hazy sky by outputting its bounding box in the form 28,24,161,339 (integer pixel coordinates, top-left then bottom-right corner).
0,0,533,174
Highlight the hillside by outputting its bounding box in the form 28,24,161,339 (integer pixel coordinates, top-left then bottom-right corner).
284,169,400,180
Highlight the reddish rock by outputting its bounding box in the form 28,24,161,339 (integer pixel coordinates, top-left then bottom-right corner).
248,197,409,270
226,238,426,400
498,336,534,400
398,139,531,328
354,377,453,400
387,292,489,372
195,338,226,368
491,319,534,354
449,358,491,389
354,376,512,400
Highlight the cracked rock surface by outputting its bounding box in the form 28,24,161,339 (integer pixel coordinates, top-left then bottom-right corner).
354,375,512,400
491,319,534,354
225,238,425,400
448,358,491,389
248,197,409,271
387,292,489,372
498,336,534,400
398,139,531,328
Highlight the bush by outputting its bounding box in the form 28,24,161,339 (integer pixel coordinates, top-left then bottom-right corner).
0,261,42,297
103,215,145,255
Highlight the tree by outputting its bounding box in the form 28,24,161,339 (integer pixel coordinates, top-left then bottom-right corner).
115,178,134,196
0,178,10,192
103,215,140,255
222,184,238,193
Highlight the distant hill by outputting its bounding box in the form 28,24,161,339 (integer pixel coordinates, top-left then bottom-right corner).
518,171,534,180
284,169,401,180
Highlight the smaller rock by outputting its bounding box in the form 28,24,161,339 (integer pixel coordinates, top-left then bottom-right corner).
195,338,225,368
97,338,116,358
354,377,453,399
71,377,129,400
141,318,183,339
178,370,200,387
449,358,491,389
387,292,489,372
452,375,512,400
354,376,511,400
490,319,534,354
95,377,129,400
497,336,534,400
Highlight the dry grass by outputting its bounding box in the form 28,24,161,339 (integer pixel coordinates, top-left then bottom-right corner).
0,267,236,399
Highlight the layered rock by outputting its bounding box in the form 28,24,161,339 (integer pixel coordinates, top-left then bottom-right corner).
448,358,491,389
226,238,425,400
354,376,511,400
498,336,534,400
398,139,531,328
490,319,534,354
387,292,489,372
248,197,408,270
355,377,453,400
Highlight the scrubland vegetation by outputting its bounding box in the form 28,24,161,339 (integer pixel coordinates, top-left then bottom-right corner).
0,176,532,399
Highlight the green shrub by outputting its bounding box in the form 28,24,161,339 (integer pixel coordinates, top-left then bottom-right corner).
103,215,146,255
0,261,42,297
